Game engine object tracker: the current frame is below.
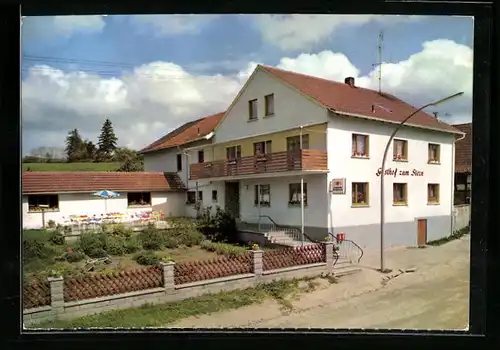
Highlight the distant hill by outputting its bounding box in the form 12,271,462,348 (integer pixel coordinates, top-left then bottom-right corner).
22,162,120,172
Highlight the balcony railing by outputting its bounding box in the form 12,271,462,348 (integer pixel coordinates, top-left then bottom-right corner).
190,149,328,180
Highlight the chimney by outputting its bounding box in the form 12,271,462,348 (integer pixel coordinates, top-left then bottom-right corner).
344,77,355,87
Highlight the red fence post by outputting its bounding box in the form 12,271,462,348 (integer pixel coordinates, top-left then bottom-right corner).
47,276,64,317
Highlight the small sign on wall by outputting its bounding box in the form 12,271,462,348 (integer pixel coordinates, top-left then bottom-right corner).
330,178,346,194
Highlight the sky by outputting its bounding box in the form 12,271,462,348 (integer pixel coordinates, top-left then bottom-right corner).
21,14,474,156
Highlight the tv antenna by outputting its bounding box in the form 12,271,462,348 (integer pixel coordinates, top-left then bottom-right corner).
432,111,452,119
372,30,394,94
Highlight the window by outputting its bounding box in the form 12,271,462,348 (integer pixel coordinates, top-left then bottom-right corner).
127,192,152,207
197,191,203,202
352,182,369,206
226,145,242,163
352,134,369,157
289,183,307,206
186,191,196,204
265,94,274,116
254,184,271,206
28,194,59,212
212,190,218,202
176,154,182,171
428,144,440,163
393,139,408,161
428,184,440,204
198,150,205,163
248,99,258,120
393,183,408,205
454,173,471,205
286,134,309,152
253,140,272,155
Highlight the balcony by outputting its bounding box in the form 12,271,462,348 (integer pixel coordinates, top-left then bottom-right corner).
190,149,328,180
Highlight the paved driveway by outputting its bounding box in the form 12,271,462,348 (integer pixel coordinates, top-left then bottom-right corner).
172,236,470,330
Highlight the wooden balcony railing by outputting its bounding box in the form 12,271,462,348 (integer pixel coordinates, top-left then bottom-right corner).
189,149,328,180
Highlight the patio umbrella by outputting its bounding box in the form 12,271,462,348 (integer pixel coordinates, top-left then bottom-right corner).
92,190,120,213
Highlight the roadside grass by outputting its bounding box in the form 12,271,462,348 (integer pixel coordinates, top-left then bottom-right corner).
36,275,336,329
22,162,120,172
427,226,469,246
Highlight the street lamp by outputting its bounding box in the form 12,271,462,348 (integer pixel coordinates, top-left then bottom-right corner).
379,92,464,273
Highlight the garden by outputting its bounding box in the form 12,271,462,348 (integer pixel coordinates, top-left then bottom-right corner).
23,207,261,283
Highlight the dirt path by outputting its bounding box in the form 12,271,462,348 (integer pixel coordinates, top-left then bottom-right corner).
171,236,470,330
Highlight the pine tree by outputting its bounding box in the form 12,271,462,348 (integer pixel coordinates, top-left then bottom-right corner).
97,119,118,160
65,129,86,162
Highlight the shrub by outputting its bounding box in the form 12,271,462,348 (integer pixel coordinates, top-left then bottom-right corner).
177,227,204,247
47,220,56,228
79,232,107,256
49,230,65,245
163,235,179,249
123,236,140,254
105,235,126,256
23,239,53,260
65,249,86,263
135,251,159,266
197,207,237,243
87,248,107,258
105,223,132,237
139,227,164,250
200,240,248,257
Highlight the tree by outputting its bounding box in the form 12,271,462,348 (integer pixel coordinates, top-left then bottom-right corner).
115,148,144,172
65,129,86,162
84,140,97,160
97,119,118,160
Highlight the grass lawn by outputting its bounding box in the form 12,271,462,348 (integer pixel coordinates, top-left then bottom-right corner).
22,162,120,172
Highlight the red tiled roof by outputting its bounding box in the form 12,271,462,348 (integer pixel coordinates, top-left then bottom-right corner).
453,123,472,173
22,172,186,194
260,65,462,134
140,111,225,154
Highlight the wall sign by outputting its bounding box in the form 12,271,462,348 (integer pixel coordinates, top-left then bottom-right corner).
329,178,346,194
375,168,424,177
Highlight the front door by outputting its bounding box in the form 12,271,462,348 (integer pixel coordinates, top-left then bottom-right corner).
417,219,427,246
225,181,240,219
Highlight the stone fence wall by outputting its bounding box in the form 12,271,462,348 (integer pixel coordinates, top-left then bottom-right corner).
24,243,337,327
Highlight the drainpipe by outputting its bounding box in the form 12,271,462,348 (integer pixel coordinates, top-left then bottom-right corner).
257,183,261,231
300,126,305,245
451,133,466,233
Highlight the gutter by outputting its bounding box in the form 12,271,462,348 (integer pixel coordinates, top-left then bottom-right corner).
329,109,463,135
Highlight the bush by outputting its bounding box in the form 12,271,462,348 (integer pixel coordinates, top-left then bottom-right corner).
163,235,179,249
103,223,132,237
87,248,108,258
49,230,65,245
23,239,54,260
200,240,248,257
135,251,159,266
79,232,107,256
177,227,204,247
197,207,237,243
123,236,140,254
65,249,86,263
139,228,164,250
47,220,56,228
105,235,126,256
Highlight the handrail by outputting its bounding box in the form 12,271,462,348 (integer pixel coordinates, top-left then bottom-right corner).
328,232,364,264
303,232,339,267
258,215,278,227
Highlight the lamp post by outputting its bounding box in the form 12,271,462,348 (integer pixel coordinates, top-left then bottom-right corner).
379,92,464,273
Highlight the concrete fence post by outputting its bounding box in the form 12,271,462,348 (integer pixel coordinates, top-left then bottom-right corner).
251,250,263,277
47,276,64,317
159,261,175,294
323,242,334,272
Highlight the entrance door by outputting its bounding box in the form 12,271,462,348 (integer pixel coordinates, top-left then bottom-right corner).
225,181,240,219
417,219,427,246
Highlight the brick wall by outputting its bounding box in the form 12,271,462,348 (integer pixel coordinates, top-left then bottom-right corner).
23,243,338,327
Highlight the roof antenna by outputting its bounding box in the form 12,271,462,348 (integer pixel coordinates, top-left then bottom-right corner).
372,30,390,95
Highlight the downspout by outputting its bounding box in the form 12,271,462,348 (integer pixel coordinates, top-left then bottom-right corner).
451,133,466,234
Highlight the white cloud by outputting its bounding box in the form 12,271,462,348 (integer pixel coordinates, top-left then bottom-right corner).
131,15,219,36
21,39,472,154
254,14,423,51
22,15,105,40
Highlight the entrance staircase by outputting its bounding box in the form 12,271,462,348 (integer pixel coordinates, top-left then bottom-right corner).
237,215,364,274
